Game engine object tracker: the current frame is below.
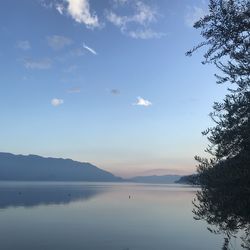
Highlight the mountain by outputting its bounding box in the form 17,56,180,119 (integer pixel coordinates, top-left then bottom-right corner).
127,175,182,184
175,174,199,185
0,152,122,182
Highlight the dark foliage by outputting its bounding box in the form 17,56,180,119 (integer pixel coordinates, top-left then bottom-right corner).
187,1,250,249
193,169,250,249
175,174,200,185
186,0,250,91
187,0,250,185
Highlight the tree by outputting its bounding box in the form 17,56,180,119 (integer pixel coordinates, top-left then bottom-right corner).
188,3,250,247
192,174,250,249
187,0,250,91
187,0,250,185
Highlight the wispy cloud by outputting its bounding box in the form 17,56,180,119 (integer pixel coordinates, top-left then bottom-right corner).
67,87,81,93
42,0,163,37
47,35,73,50
83,43,97,55
39,0,54,9
23,58,52,69
55,49,84,63
16,40,31,50
106,12,125,27
55,3,64,14
51,98,64,106
133,96,152,107
51,0,99,28
185,5,208,27
67,0,99,28
128,29,165,39
106,0,164,39
69,48,85,57
113,0,129,5
106,0,157,27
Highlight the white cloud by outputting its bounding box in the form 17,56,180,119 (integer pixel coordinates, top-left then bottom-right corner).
47,35,73,50
51,98,64,106
40,0,99,28
131,1,157,25
66,0,99,28
16,40,31,50
107,1,157,27
83,43,97,55
128,29,165,39
106,0,164,39
106,12,125,28
185,5,208,27
134,96,152,107
23,58,52,69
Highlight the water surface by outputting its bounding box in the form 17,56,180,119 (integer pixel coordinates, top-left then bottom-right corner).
0,182,243,250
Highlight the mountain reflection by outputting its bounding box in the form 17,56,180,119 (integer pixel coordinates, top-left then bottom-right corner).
193,185,250,249
0,182,105,208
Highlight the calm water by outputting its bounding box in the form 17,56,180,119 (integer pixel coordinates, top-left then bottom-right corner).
0,182,243,250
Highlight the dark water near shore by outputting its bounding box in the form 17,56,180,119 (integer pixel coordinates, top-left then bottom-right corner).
0,182,243,250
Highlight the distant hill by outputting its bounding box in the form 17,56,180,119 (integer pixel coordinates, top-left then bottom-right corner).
0,152,122,182
175,174,199,185
127,175,182,184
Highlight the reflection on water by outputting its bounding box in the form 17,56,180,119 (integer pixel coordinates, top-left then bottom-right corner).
0,182,105,208
0,182,246,250
193,185,250,250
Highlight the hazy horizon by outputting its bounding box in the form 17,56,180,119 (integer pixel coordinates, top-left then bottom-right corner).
0,151,194,178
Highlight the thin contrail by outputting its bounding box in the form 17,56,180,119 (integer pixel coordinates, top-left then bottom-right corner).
83,43,97,55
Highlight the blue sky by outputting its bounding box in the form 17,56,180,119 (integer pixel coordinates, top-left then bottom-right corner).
0,0,228,177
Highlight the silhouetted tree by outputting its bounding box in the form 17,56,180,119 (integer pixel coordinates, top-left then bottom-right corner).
187,0,250,185
193,182,250,249
187,0,250,91
188,1,250,248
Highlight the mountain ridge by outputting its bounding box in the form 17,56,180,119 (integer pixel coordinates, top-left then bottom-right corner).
0,152,195,184
0,152,122,182
127,174,182,184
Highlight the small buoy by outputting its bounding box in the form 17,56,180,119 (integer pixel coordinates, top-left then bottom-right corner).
129,195,131,199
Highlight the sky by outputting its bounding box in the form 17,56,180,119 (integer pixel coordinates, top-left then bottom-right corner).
0,0,229,178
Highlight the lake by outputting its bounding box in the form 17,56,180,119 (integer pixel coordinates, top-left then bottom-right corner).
0,182,244,250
